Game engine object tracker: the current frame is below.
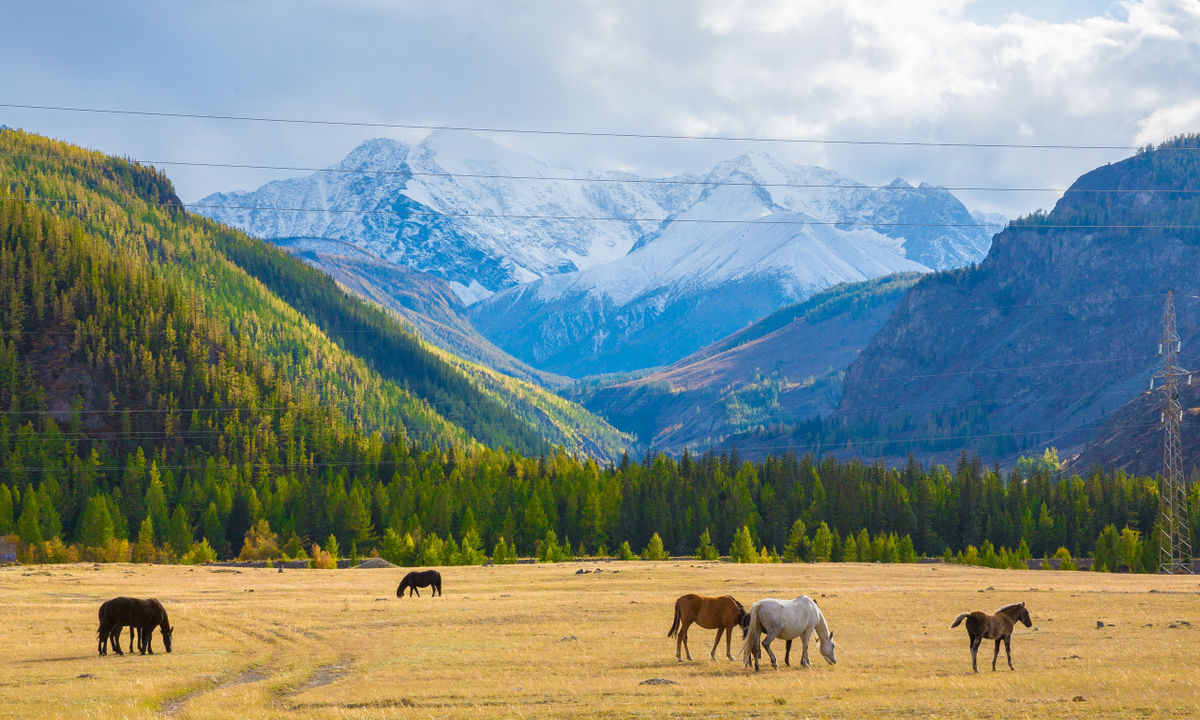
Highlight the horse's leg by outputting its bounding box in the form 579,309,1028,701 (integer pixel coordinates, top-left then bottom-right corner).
992,638,1001,671
762,630,780,669
784,639,792,667
128,626,135,654
681,620,694,661
725,625,735,661
111,625,123,655
1004,635,1014,670
675,619,686,661
969,635,980,673
800,628,814,668
709,627,723,660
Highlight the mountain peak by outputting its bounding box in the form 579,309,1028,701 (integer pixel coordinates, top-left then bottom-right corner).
337,137,411,170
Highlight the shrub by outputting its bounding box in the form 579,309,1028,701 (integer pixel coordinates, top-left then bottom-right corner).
183,539,218,565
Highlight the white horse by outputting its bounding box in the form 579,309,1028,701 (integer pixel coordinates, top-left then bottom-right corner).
739,595,836,671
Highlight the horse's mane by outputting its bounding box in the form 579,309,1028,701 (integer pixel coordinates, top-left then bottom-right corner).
996,602,1024,614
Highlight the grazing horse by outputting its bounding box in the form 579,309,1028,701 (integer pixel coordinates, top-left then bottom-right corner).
396,570,442,598
950,601,1031,672
667,594,750,661
98,598,133,656
97,597,173,656
740,595,836,671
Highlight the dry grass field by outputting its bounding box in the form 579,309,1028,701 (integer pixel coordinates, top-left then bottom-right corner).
3,560,1199,719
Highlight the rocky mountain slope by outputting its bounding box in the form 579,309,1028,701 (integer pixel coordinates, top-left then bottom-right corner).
582,273,921,451
818,136,1200,466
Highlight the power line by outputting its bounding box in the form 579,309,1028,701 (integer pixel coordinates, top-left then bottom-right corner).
705,419,1169,457
8,149,1200,195
0,103,1160,151
18,194,1200,231
1,419,1170,473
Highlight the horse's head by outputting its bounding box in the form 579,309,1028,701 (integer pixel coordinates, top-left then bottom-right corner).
1017,603,1032,628
819,630,837,665
162,624,173,653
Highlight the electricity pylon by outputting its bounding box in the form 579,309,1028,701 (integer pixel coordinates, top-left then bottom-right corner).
1152,290,1193,574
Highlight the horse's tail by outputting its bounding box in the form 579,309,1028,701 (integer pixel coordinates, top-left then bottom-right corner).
667,600,681,638
950,612,969,628
739,603,762,667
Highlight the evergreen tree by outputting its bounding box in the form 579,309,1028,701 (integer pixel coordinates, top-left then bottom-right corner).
695,528,719,561
842,535,858,562
730,525,758,563
1118,526,1143,572
17,492,43,546
642,532,668,561
167,507,193,557
0,485,12,535
325,534,342,561
381,529,417,566
616,540,636,560
78,495,114,550
419,533,443,566
811,522,833,562
135,516,155,563
782,519,809,562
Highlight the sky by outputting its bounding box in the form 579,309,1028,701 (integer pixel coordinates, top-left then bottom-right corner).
3,0,1200,217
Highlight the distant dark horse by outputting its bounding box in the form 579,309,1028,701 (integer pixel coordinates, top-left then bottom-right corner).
950,601,1031,672
98,598,138,655
97,597,173,655
396,570,442,598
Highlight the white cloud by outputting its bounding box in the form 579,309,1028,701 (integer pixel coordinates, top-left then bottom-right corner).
2,0,1199,216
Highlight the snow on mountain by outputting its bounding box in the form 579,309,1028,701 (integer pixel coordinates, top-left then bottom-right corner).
196,132,690,300
195,133,995,375
471,176,938,375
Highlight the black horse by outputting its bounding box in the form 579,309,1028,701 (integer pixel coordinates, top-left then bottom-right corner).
396,570,442,598
97,598,138,655
97,597,173,655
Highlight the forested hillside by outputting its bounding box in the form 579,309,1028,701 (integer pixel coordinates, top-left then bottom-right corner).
0,129,1194,572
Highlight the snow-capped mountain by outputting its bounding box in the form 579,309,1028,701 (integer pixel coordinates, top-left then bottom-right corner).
196,132,691,301
196,134,1000,376
471,155,1000,375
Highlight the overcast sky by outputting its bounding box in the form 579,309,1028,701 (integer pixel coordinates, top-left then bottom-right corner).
4,0,1200,217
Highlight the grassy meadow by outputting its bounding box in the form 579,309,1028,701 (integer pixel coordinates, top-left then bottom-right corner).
3,560,1198,719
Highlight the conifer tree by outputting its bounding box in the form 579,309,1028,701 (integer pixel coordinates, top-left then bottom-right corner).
17,493,42,547
730,525,758,563
782,519,809,562
842,535,858,562
811,522,833,562
135,516,155,563
78,495,113,550
695,528,719,561
642,532,668,560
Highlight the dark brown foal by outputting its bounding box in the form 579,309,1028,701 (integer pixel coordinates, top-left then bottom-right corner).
950,601,1032,672
667,594,750,661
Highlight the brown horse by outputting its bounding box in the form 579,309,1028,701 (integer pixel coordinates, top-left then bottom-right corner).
950,601,1031,672
667,594,750,661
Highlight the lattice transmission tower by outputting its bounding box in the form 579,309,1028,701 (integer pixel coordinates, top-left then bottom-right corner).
1153,290,1193,574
